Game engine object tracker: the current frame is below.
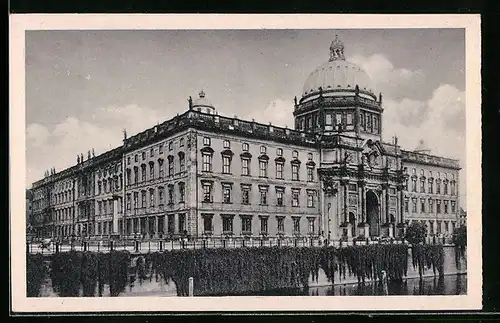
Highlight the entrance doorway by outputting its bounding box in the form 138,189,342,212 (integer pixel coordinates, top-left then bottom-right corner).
348,212,356,237
366,190,380,237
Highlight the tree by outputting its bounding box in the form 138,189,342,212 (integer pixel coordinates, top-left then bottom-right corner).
405,222,427,245
452,225,467,249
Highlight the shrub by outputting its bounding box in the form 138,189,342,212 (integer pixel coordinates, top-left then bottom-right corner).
405,222,427,245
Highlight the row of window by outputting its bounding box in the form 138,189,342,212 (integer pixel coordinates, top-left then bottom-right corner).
404,198,457,215
406,168,457,181
96,198,123,216
96,163,122,179
203,137,312,159
54,206,75,223
410,219,457,235
126,154,186,185
127,138,185,165
202,153,315,181
52,190,74,204
53,180,74,192
202,182,317,208
97,175,124,195
406,177,457,195
203,214,316,235
295,110,380,134
124,214,186,235
126,183,186,211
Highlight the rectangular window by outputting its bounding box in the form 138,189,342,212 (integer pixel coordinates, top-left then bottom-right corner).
179,154,185,173
307,166,314,182
277,148,283,156
158,187,164,205
420,199,425,213
437,200,441,214
412,199,417,213
142,152,146,160
293,217,300,234
292,190,300,207
127,157,131,165
277,217,285,233
260,217,268,234
222,156,231,174
428,180,433,194
180,138,184,147
259,160,268,178
451,201,456,213
141,165,146,182
202,153,212,172
404,199,409,213
373,115,379,133
203,215,212,233
436,181,441,194
276,190,284,206
167,215,175,233
260,190,268,205
150,189,155,208
222,184,232,203
126,194,131,210
178,214,186,233
203,137,211,146
223,140,230,149
222,216,233,233
444,201,449,214
444,182,448,195
241,216,252,233
241,187,250,205
150,148,154,157
420,180,425,193
203,183,212,202
242,143,249,151
241,158,250,176
159,144,163,154
135,154,138,162
335,113,342,126
307,191,315,207
429,199,434,213
178,183,185,203
292,164,299,181
308,218,315,234
168,185,174,204
260,146,267,154
325,113,333,131
411,178,417,192
276,163,284,179
150,163,155,179
133,192,138,209
169,141,173,151
141,191,146,208
347,112,353,125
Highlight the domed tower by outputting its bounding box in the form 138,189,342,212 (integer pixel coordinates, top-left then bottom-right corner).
294,34,383,141
191,90,217,115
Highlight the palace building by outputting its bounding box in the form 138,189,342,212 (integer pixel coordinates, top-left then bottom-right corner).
29,35,461,242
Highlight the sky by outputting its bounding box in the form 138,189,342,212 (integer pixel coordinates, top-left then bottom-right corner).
25,29,466,207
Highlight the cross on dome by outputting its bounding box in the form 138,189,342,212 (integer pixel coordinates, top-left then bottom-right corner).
329,34,345,61
199,90,206,98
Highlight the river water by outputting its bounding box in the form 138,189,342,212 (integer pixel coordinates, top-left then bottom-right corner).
38,273,466,297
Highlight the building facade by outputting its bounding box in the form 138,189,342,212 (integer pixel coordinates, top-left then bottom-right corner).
28,35,461,242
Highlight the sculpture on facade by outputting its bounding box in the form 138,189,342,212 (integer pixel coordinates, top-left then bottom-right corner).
322,175,339,197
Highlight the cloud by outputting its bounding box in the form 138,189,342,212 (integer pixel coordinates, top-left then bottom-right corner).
382,84,466,207
244,98,295,128
26,123,50,147
26,104,173,187
350,53,425,100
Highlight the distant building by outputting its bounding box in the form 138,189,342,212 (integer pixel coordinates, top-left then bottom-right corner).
29,35,461,241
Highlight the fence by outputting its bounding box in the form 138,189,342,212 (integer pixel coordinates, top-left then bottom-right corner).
27,234,454,255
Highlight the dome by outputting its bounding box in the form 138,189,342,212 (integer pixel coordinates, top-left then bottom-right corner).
192,90,216,114
301,35,375,99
